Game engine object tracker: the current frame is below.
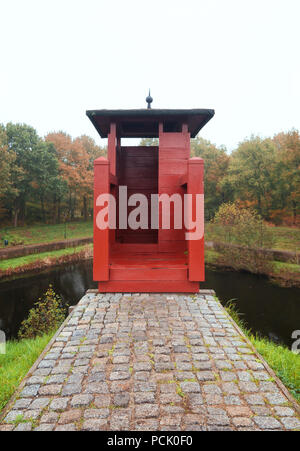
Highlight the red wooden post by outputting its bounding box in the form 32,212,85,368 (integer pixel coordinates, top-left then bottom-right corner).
108,123,116,176
187,158,205,281
93,157,110,281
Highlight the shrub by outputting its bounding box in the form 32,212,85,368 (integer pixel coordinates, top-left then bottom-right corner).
211,202,274,273
18,285,67,339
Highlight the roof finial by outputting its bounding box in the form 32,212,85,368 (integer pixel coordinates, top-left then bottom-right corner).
146,89,153,109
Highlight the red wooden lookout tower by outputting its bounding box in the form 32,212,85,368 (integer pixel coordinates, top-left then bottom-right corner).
87,96,214,293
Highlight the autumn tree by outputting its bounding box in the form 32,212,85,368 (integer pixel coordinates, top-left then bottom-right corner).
45,132,101,222
28,141,65,223
76,135,106,220
272,130,300,224
221,136,277,219
191,137,230,219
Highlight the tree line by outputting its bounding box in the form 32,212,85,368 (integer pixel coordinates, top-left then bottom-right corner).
190,131,300,225
0,123,106,226
0,124,299,226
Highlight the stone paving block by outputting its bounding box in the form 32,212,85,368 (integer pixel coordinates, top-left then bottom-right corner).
19,384,40,398
280,417,300,430
70,394,93,408
196,371,215,382
14,423,32,431
110,410,130,430
135,419,159,431
135,404,159,419
62,383,82,396
12,399,32,410
82,419,107,431
39,384,62,396
40,412,59,423
94,395,111,408
84,382,109,394
58,409,82,425
253,416,282,430
113,393,130,407
180,382,201,393
83,409,110,419
49,397,69,411
55,424,77,431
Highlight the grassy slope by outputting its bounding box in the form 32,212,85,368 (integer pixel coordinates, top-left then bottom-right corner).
205,249,300,283
225,302,300,403
205,223,300,253
0,221,93,248
0,332,55,412
0,244,93,271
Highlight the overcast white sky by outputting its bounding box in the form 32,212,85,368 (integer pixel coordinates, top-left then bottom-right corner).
1,0,299,151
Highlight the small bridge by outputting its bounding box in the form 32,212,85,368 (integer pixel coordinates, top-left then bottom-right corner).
1,291,299,431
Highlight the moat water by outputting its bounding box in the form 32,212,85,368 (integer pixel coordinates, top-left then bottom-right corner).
0,261,299,348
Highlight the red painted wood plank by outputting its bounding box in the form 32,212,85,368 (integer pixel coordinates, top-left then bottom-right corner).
159,133,190,148
107,123,116,176
159,160,187,176
110,268,187,281
159,229,185,241
112,243,159,252
159,174,187,189
187,158,205,281
159,147,190,159
159,241,187,253
94,158,110,281
98,280,199,293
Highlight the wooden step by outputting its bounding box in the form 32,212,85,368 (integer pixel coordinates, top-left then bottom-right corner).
110,267,187,281
98,280,199,293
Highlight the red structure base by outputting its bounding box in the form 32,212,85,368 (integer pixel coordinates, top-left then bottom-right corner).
98,280,199,293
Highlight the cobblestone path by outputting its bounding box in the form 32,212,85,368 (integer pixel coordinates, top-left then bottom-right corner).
1,291,299,431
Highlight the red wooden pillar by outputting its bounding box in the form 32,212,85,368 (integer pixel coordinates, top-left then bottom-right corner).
108,123,116,176
187,158,205,281
93,157,110,281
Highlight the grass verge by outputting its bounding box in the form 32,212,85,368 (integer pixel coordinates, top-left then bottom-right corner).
205,223,300,253
0,221,93,248
205,248,300,286
0,332,55,413
225,302,300,403
0,244,93,271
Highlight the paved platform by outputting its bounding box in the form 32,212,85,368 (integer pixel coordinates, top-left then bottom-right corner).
1,291,299,431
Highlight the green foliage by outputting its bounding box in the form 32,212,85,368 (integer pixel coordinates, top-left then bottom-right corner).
18,285,67,339
191,137,230,219
139,137,159,146
225,302,300,403
211,202,274,273
0,332,54,412
251,336,300,402
221,136,277,218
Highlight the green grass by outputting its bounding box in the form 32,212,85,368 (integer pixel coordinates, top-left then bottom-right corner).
204,248,221,265
0,221,93,248
205,223,300,253
272,260,300,275
225,301,300,403
250,336,300,402
0,332,55,413
267,226,300,252
0,244,92,271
